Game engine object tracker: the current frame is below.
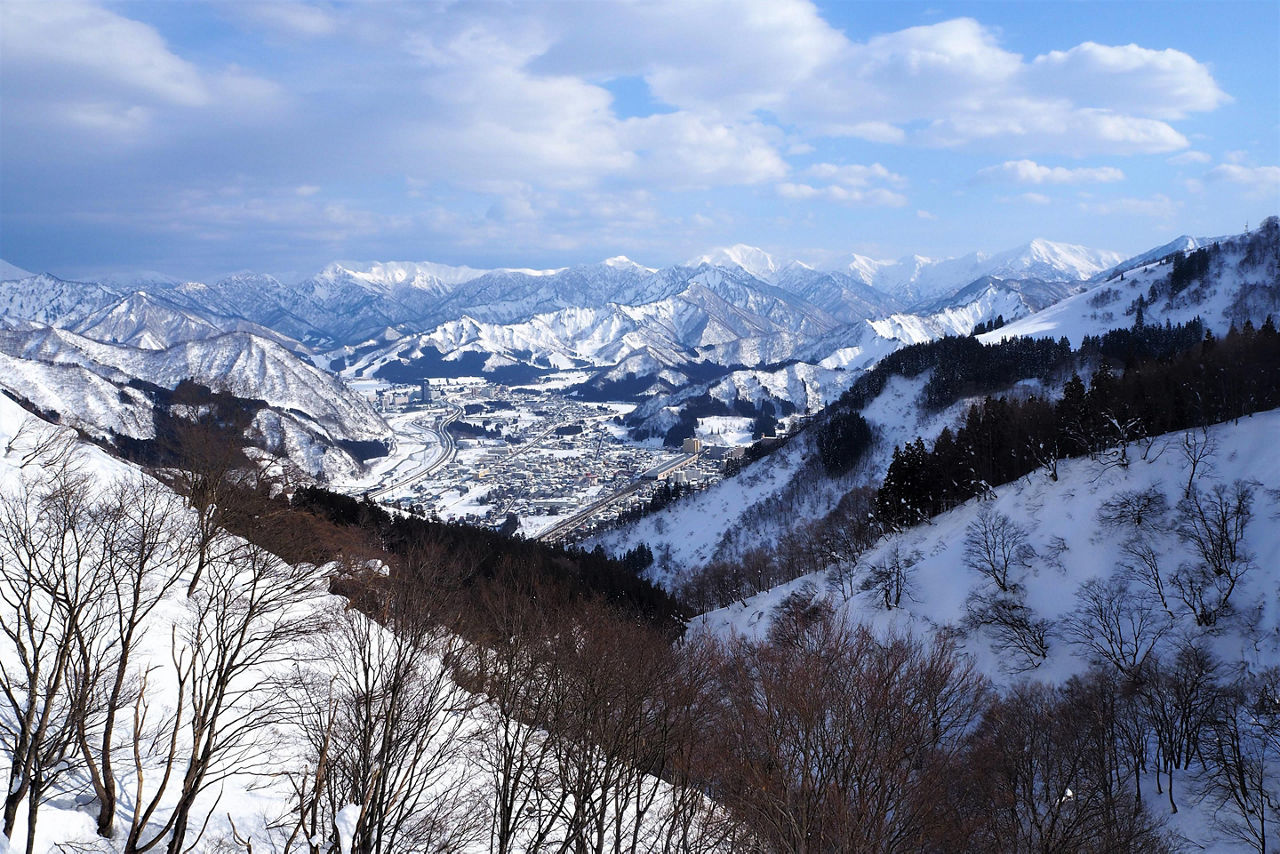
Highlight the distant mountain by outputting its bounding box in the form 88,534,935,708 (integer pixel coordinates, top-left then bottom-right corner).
0,228,1250,450
0,324,392,478
686,245,792,283
0,260,33,280
872,239,1125,307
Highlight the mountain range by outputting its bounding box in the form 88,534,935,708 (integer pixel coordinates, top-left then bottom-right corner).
0,225,1270,472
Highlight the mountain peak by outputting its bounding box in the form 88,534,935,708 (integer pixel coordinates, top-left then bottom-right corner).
687,244,785,282
601,255,655,272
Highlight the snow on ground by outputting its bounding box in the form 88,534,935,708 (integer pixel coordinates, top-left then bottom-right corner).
692,407,1280,852
695,416,754,446
0,393,710,853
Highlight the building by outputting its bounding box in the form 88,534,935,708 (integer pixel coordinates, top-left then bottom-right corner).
682,437,703,454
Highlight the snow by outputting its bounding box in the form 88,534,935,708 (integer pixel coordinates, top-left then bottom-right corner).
686,244,790,282
687,408,1280,852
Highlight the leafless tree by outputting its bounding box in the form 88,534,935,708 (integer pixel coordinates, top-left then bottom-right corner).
962,507,1034,593
1138,638,1222,814
711,613,988,853
125,538,324,854
283,595,481,854
859,544,920,610
68,475,194,838
1097,486,1171,534
1199,669,1280,852
965,587,1051,673
1062,576,1172,677
0,454,102,850
960,676,1170,853
1170,480,1256,626
1179,427,1217,499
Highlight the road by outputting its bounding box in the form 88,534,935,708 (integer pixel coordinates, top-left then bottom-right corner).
535,452,698,543
535,479,646,543
365,400,461,500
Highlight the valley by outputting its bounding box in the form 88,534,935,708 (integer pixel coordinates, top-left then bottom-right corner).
340,373,741,540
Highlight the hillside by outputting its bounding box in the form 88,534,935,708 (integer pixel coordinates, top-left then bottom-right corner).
695,406,1280,852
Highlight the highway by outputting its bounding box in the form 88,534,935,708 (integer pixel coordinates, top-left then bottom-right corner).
365,400,461,500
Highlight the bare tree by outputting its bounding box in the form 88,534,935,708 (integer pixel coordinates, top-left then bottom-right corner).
1138,638,1222,814
69,475,194,838
711,613,988,853
1062,576,1172,677
1199,669,1280,852
1097,486,1171,534
1170,480,1256,626
859,545,920,610
0,455,101,850
960,676,1170,853
125,538,323,854
1179,427,1217,499
964,587,1051,673
962,507,1034,593
284,596,481,854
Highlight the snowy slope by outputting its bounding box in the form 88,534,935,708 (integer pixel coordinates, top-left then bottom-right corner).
983,217,1279,346
691,407,1280,852
72,291,300,351
685,244,792,283
0,273,123,326
0,396,720,853
0,325,391,478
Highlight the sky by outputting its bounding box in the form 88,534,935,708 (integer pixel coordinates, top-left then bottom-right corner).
1,0,1277,282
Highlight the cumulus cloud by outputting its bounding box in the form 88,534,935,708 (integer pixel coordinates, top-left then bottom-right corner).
0,0,281,142
977,159,1125,185
773,18,1221,154
0,0,1248,271
1028,42,1230,120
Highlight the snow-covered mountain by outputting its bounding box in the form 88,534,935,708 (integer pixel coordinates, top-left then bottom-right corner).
688,239,1124,310
0,227,1249,452
869,239,1126,307
686,244,792,283
0,324,391,478
601,218,1280,575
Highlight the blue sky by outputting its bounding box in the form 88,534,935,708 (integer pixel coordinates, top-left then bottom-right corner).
1,0,1276,281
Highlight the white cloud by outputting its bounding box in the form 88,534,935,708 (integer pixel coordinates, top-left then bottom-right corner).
1028,42,1230,120
239,2,337,38
0,0,280,141
1167,150,1212,166
916,209,938,220
807,162,907,188
772,18,1220,154
1,1,208,106
977,159,1125,185
1205,164,1280,199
